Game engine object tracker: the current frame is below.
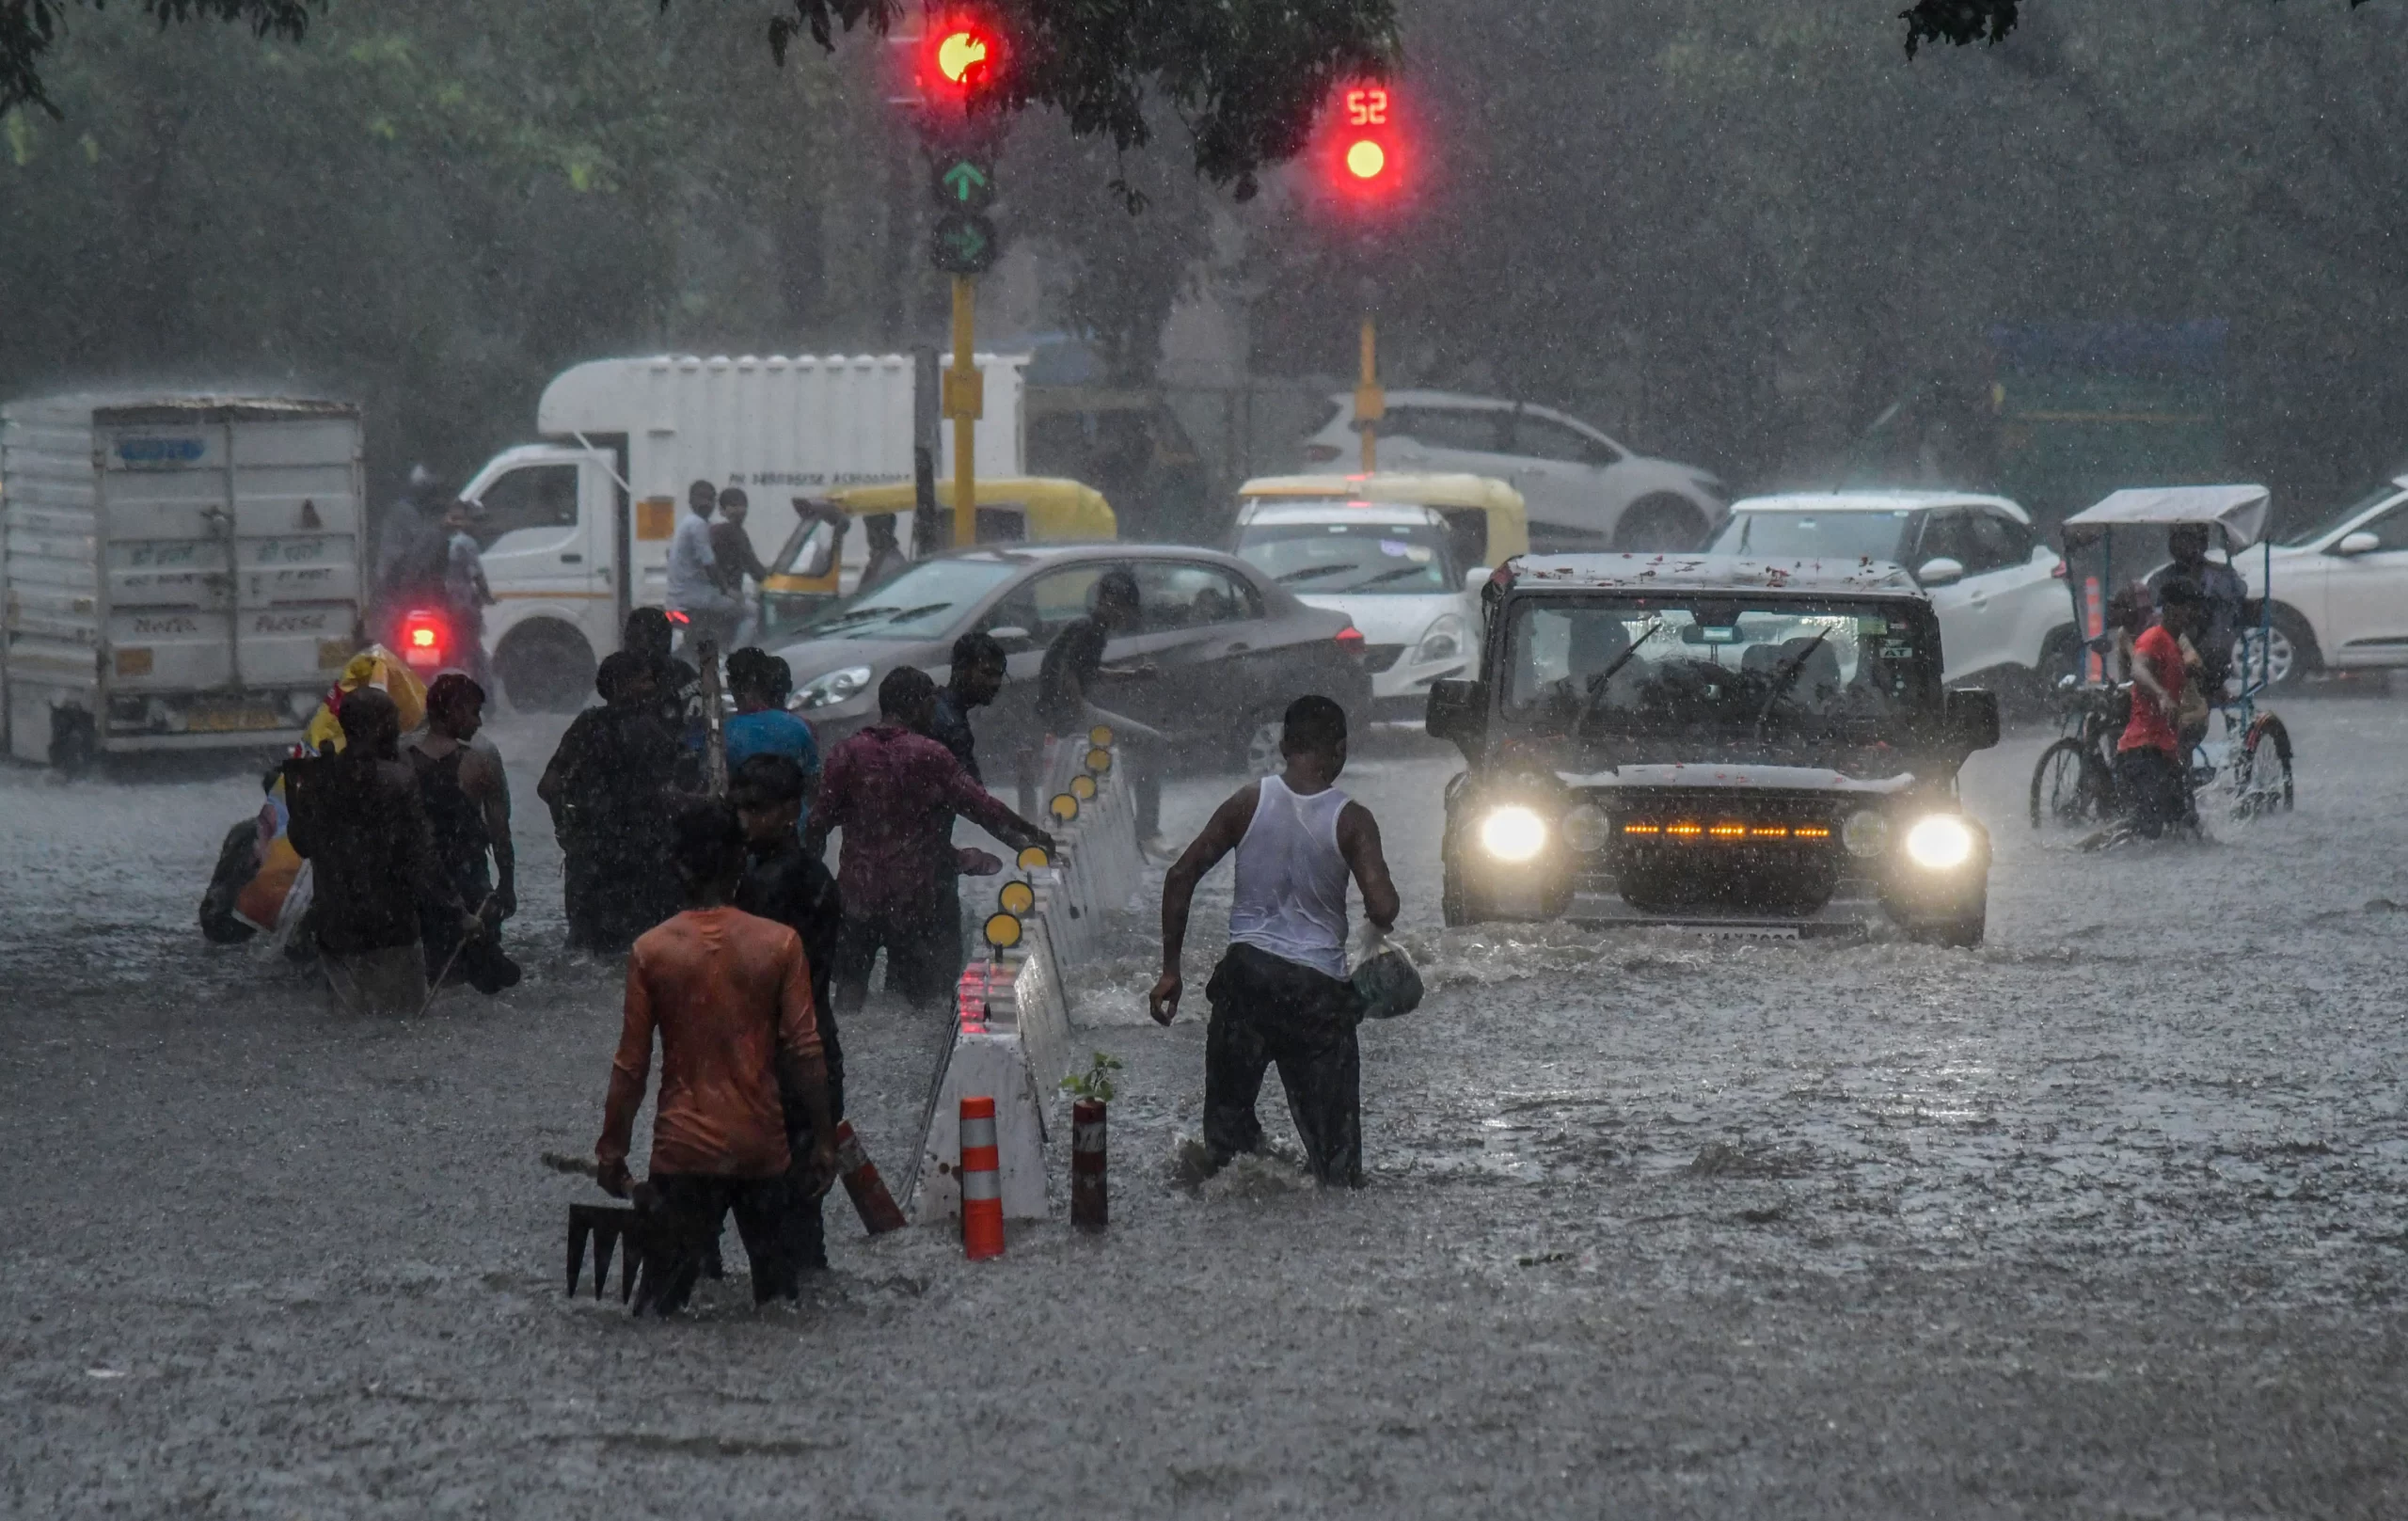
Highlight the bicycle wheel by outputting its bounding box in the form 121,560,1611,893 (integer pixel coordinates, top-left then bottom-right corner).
2236,713,2296,816
2031,737,2109,832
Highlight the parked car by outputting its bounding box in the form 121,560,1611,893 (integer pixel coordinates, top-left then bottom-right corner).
1231,497,1480,723
1709,491,2075,688
769,544,1371,776
1300,390,1725,553
2237,471,2408,689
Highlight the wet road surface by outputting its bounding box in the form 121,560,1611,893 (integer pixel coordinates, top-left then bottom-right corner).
2,698,2403,1515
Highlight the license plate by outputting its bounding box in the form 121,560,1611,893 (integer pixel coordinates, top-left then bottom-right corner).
1694,924,1803,941
188,706,283,733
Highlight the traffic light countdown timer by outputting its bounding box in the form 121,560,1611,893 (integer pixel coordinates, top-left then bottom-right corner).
1319,77,1411,470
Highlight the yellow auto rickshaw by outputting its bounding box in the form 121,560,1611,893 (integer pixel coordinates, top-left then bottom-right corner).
757,476,1117,640
1234,473,1529,576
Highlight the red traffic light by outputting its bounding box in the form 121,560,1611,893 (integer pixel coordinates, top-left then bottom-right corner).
1323,82,1407,206
922,17,1000,100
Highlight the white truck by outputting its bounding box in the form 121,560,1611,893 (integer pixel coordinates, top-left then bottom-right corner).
460,352,1026,710
1,393,367,768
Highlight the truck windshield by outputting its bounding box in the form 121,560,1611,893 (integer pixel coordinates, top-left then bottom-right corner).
1233,517,1457,594
1500,594,1939,742
791,559,1018,641
1709,510,1912,564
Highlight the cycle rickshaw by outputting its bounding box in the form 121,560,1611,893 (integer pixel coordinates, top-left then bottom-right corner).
2030,484,2295,837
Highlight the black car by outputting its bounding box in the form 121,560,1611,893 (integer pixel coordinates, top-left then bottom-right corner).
1426,554,2001,943
770,544,1372,779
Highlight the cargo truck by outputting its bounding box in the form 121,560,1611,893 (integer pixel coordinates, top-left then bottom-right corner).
1,393,367,769
460,352,1027,711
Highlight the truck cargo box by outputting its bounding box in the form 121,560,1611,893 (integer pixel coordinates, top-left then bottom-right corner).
1,393,366,766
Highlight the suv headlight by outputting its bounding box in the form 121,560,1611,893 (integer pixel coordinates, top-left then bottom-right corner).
792,664,872,711
1478,804,1548,863
1842,809,1892,859
1415,613,1467,665
1905,814,1975,870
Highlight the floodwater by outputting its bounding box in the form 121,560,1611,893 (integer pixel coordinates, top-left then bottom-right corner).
2,698,2402,1515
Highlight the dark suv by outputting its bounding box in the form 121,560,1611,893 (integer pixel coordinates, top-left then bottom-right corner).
1426,555,2001,943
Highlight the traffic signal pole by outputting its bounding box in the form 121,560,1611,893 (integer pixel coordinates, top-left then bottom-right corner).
947,275,981,547
1357,313,1383,474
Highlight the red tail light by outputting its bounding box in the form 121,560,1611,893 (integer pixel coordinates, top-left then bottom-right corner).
1335,624,1366,656
1303,443,1343,465
398,609,449,672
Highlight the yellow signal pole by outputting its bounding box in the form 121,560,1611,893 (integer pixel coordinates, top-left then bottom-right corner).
1356,313,1384,474
945,275,982,547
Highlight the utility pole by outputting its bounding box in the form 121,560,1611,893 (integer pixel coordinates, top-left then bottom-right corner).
947,276,982,546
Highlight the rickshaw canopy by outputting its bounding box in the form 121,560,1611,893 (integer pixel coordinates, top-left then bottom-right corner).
762,476,1117,597
2063,485,2270,552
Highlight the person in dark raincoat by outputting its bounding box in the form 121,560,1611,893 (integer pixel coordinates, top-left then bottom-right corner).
539,652,682,952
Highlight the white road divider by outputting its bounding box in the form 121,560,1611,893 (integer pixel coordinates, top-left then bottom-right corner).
909,730,1144,1224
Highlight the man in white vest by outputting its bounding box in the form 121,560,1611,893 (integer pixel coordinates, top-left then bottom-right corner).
1149,695,1399,1186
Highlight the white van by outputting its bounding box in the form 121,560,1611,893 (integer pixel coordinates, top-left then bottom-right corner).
460,353,1026,709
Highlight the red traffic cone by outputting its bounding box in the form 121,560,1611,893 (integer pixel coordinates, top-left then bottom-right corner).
959,1096,1005,1260
1070,1099,1107,1232
833,1120,907,1235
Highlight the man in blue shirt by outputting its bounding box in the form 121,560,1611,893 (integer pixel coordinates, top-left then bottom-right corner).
723,647,820,801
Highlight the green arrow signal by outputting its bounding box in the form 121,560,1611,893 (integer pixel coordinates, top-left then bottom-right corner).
942,161,992,202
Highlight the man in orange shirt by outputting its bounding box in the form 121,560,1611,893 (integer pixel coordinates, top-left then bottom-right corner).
595,800,838,1315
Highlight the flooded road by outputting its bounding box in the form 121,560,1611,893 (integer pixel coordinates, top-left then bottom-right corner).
3,699,2403,1515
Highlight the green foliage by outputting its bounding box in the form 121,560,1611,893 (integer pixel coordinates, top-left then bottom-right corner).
1,0,319,116
1059,1051,1122,1105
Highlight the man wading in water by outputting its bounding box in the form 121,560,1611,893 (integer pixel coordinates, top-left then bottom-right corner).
405,673,520,993
1149,695,1399,1186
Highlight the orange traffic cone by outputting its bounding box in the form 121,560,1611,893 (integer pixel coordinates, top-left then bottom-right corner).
959,1095,1005,1260
833,1120,907,1235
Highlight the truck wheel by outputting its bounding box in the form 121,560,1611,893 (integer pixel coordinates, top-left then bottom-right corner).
1611,497,1707,553
496,624,597,714
48,705,98,775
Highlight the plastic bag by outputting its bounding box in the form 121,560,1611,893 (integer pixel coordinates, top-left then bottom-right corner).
1346,922,1424,1021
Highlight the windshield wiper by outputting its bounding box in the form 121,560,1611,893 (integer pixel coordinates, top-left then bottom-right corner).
1353,564,1436,589
1754,628,1833,740
1573,619,1666,734
1275,564,1355,584
811,601,951,635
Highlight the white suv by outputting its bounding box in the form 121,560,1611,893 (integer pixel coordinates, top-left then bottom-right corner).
1302,390,1724,552
2241,472,2408,689
1710,491,2075,686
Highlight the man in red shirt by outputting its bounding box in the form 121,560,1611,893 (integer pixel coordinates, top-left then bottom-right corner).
2116,579,2202,838
806,667,1054,1016
595,800,837,1315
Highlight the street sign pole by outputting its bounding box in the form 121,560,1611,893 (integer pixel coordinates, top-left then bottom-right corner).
947,275,981,547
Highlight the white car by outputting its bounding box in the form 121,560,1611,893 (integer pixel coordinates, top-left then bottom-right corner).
1231,499,1478,722
1301,389,1724,553
1710,491,2075,686
2239,473,2408,689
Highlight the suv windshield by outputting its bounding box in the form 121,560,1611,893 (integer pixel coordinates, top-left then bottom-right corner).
1710,509,1913,563
788,558,1017,642
1233,515,1457,594
1501,594,1940,746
